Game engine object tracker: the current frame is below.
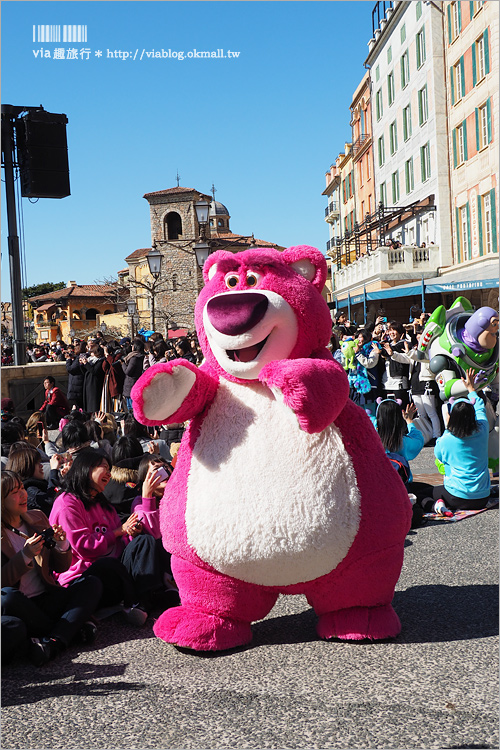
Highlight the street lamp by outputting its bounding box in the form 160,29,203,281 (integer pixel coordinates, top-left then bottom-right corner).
194,241,211,269
146,246,163,278
127,299,137,338
194,199,210,228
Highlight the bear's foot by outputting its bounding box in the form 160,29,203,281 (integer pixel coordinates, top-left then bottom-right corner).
153,606,253,651
317,604,401,641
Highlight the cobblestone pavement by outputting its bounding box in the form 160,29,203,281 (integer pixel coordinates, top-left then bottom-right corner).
2,447,498,750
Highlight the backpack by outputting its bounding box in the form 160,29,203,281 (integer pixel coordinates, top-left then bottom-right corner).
386,451,411,484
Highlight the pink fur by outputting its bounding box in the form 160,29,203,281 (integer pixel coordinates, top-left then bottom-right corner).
133,246,412,651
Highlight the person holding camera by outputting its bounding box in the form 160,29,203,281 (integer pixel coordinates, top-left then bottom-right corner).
5,441,64,517
1,469,103,666
379,321,412,408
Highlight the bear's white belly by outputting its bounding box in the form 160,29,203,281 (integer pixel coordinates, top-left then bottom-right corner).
186,379,361,586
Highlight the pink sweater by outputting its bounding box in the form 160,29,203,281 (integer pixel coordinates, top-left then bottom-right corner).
49,491,127,586
131,495,160,539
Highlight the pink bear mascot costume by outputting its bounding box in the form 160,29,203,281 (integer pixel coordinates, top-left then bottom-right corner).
132,246,412,651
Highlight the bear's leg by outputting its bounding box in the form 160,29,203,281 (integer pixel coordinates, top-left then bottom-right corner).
153,556,279,651
303,544,405,641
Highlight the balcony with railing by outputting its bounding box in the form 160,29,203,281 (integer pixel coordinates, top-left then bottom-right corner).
324,201,340,222
334,244,439,293
351,133,370,157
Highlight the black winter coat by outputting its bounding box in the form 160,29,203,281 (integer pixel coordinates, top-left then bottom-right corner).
122,352,145,399
66,356,85,404
82,357,106,413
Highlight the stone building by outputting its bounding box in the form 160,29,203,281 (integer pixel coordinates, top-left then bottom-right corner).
124,186,283,335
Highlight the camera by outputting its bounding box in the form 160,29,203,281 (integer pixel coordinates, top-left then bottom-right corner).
40,527,56,549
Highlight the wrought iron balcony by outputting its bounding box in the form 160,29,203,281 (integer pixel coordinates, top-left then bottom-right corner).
352,133,370,157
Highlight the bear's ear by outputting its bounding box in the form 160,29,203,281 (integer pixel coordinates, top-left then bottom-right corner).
281,245,327,292
203,251,236,284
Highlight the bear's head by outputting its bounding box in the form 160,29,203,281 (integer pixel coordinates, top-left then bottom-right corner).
195,245,332,383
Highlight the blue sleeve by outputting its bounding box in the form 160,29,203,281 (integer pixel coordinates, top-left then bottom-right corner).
471,394,488,424
401,423,425,460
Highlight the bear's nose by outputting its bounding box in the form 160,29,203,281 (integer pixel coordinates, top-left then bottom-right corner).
206,293,269,336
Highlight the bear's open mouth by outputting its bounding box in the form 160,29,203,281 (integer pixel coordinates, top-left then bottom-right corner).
226,335,269,363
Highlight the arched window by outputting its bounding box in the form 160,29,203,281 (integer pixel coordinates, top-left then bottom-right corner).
103,310,113,316
37,315,43,324
85,308,99,321
165,212,183,240
172,274,178,292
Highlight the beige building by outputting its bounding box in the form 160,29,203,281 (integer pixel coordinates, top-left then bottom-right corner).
29,282,128,343
444,0,498,309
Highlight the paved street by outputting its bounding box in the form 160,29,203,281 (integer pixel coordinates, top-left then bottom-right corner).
2,446,498,750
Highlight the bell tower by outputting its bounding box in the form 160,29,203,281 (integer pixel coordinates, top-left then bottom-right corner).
141,186,213,332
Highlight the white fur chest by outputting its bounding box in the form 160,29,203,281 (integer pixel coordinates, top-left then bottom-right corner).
186,379,361,586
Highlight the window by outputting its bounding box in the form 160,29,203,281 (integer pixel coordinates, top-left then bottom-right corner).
453,59,464,102
472,1,484,15
482,193,492,254
416,1,422,20
389,121,398,155
358,160,364,187
401,50,410,88
416,28,426,68
375,65,380,82
477,101,491,149
376,90,383,121
387,71,395,106
378,135,385,167
391,170,400,203
401,24,406,43
451,2,461,40
420,142,431,182
380,182,387,207
476,34,486,81
366,152,371,179
165,211,183,240
387,46,392,64
172,273,178,292
405,158,414,194
455,122,466,165
418,85,428,125
403,104,412,140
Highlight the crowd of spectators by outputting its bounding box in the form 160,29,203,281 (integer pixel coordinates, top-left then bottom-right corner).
1,312,497,667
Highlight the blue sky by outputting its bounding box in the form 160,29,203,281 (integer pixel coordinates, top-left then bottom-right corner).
1,1,373,300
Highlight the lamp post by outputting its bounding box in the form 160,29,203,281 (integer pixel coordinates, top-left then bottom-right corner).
146,246,163,331
127,299,137,339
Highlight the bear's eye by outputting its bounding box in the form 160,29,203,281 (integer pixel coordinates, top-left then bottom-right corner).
246,271,261,287
225,273,239,289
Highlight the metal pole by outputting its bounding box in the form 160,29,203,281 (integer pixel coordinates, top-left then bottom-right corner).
421,274,425,313
1,111,27,365
150,287,155,332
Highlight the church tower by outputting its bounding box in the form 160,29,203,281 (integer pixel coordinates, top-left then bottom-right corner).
138,186,212,333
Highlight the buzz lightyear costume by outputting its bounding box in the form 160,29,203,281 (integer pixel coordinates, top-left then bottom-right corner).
416,297,498,401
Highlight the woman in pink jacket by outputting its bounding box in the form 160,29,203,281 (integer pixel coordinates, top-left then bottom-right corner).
49,449,164,626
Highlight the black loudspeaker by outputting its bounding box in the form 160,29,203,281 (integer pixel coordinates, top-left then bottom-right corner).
15,111,70,199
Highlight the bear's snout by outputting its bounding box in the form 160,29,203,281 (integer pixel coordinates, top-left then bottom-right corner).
206,293,269,336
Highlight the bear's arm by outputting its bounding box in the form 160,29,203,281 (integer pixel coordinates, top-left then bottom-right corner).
259,352,350,433
131,360,219,426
